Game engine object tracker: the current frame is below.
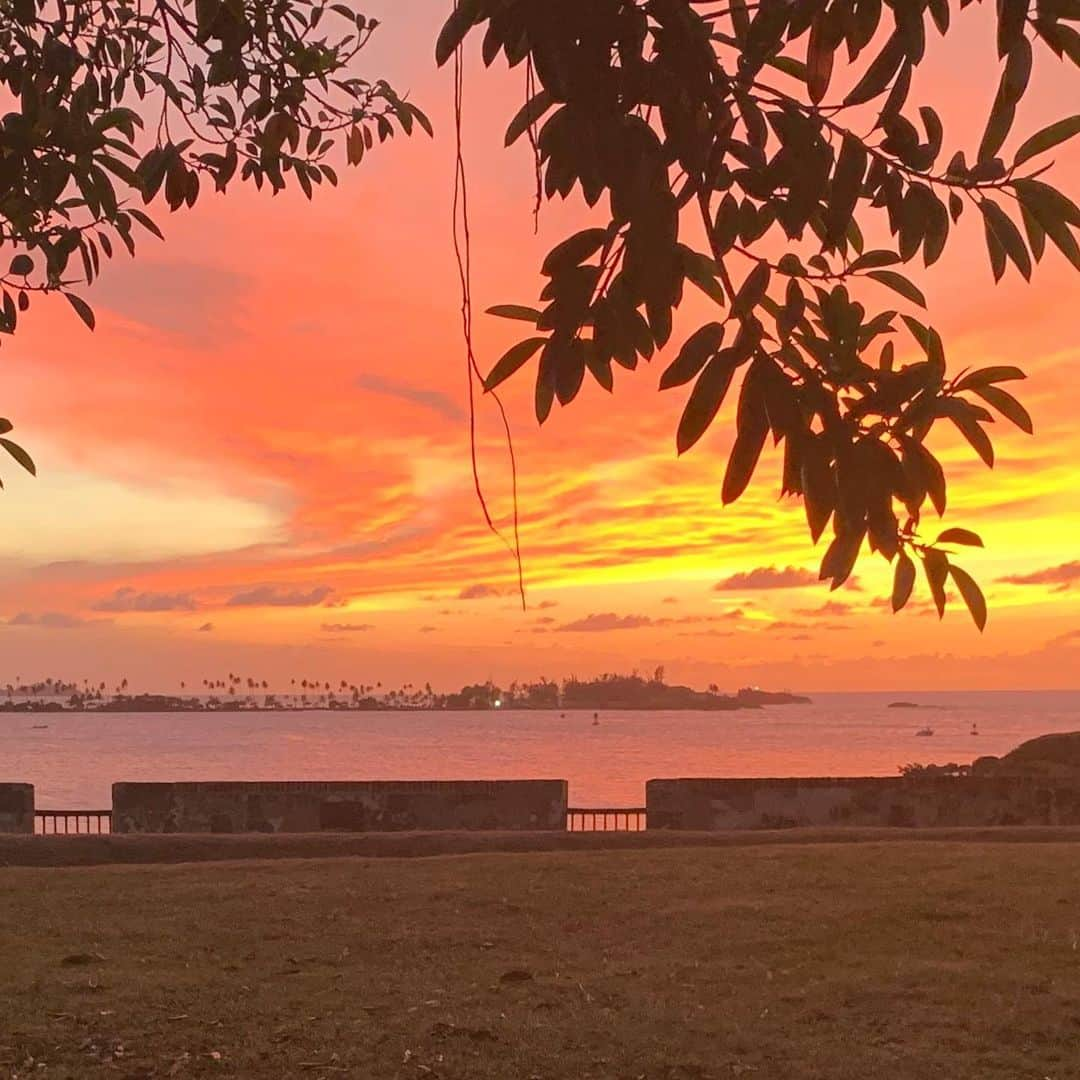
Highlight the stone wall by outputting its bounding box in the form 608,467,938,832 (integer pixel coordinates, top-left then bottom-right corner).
0,783,34,833
112,780,568,834
646,776,1080,830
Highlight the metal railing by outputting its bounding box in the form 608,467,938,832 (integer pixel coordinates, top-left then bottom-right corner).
566,807,647,832
35,810,112,835
29,807,645,835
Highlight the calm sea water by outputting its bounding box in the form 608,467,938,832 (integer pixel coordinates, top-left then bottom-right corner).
3,690,1078,808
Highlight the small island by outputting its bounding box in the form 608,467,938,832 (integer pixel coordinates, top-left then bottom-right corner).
735,688,812,706
1,670,811,714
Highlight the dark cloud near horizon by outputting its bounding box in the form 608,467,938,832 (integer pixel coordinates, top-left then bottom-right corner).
713,566,819,591
557,612,655,632
90,258,249,345
227,584,334,608
556,608,749,633
999,561,1080,590
92,587,197,613
794,600,852,617
7,611,102,629
355,373,465,423
458,583,503,600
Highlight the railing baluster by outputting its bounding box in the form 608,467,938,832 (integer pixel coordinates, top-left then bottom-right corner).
34,810,112,836
565,807,648,834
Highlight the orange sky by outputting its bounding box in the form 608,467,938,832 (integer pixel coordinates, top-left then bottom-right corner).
1,3,1078,692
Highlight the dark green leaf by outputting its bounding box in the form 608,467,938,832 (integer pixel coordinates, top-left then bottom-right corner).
997,0,1027,58
819,528,865,590
484,338,545,392
542,229,608,276
64,293,96,330
435,0,482,67
0,437,36,476
505,90,553,146
800,438,835,544
980,200,1032,280
1015,115,1080,166
660,323,725,391
849,250,901,272
867,270,926,307
844,32,904,106
946,407,995,468
949,564,987,631
923,550,948,618
721,367,769,504
676,354,737,456
971,384,1033,433
487,305,542,324
936,528,984,548
535,344,556,424
953,366,1025,390
892,552,916,612
807,15,835,105
1015,178,1080,269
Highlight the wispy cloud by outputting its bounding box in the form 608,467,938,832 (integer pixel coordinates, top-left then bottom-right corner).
92,587,197,613
227,585,334,608
795,600,852,617
91,258,250,345
459,583,503,600
355,374,465,423
197,622,215,632
557,613,654,632
7,611,101,629
1000,561,1080,590
714,566,819,591
322,622,375,633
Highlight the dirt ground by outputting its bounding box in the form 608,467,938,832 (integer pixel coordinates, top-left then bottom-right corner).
3,841,1080,1078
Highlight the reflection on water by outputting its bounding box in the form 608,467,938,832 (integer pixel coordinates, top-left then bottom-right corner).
4,690,1079,808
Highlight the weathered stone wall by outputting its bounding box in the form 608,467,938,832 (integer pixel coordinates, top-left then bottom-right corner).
0,783,34,833
646,776,1080,830
112,780,568,834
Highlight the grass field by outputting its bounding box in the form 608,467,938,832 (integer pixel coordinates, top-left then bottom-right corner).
4,842,1080,1079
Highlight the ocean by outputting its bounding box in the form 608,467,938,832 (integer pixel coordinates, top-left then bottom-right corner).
3,689,1078,809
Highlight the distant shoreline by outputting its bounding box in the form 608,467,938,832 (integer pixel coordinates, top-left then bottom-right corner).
0,687,812,715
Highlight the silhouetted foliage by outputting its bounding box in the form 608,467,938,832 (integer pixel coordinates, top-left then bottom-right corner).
0,0,427,480
438,0,1080,627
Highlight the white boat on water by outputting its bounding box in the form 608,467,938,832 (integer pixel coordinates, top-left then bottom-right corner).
916,726,934,737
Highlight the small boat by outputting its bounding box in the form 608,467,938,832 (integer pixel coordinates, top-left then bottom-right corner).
592,712,600,726
915,726,934,737
970,723,979,736
31,723,48,730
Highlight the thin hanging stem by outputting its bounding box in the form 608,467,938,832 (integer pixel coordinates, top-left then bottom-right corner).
451,21,526,610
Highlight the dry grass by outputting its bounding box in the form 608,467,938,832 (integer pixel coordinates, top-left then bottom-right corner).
3,843,1080,1079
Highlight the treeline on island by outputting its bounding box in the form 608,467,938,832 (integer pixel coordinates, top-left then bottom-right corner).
1,670,810,713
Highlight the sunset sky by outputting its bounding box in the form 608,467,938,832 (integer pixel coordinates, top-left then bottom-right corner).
1,2,1077,693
